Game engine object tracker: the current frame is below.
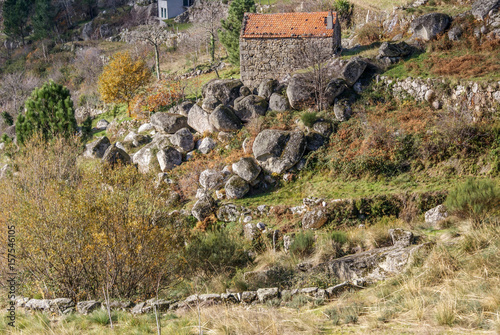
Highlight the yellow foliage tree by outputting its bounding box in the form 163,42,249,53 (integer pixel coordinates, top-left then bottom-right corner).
98,51,151,116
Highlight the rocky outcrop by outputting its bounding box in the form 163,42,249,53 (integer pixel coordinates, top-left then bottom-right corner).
410,13,451,41
472,0,500,20
253,129,306,174
202,79,243,106
302,209,329,229
150,113,188,134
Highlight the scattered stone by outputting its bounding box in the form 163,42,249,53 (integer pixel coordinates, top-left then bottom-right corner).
341,57,367,86
306,132,325,152
95,119,110,130
191,195,216,221
241,291,257,304
202,95,221,112
257,79,278,99
198,137,217,154
389,228,413,247
25,299,50,312
313,121,333,138
216,204,240,222
378,41,412,58
77,300,101,315
133,144,157,173
84,136,110,159
232,157,261,182
410,13,451,41
240,86,252,97
448,25,464,41
286,74,315,109
472,0,500,20
202,79,243,106
169,101,194,116
150,113,188,134
257,288,279,303
324,78,347,106
225,175,250,199
244,223,259,240
424,204,448,226
302,209,329,229
131,302,146,315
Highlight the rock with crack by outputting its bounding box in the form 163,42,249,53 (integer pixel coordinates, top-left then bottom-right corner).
217,204,241,222
286,74,315,109
252,129,306,174
340,57,367,86
425,204,448,226
315,230,423,283
170,127,194,153
257,79,278,99
472,0,500,20
269,93,290,111
157,147,182,171
199,169,224,190
302,209,329,229
169,101,194,116
77,300,101,315
257,287,279,303
102,144,131,166
84,136,110,159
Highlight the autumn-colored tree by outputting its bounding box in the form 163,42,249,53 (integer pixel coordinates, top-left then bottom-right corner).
129,79,184,119
98,51,151,116
0,134,191,299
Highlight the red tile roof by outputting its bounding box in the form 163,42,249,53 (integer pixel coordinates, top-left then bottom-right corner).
241,12,337,39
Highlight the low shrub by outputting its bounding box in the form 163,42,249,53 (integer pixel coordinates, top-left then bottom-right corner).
445,178,500,227
289,230,315,257
301,111,318,128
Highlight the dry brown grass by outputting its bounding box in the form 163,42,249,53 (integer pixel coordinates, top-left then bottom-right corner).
431,54,500,78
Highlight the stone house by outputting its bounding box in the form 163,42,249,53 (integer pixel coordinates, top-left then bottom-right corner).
240,11,341,88
158,0,194,19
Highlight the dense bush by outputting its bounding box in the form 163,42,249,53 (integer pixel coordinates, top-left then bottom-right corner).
445,178,500,227
301,112,318,128
0,135,190,299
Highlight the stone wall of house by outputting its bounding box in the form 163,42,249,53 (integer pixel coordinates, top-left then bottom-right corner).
240,37,336,88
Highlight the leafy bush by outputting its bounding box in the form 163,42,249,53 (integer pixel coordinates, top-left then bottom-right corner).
445,178,500,227
331,231,348,244
356,22,382,44
289,230,315,257
1,111,13,126
333,0,354,27
301,112,317,128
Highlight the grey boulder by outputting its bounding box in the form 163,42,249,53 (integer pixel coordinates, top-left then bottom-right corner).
225,175,250,199
84,136,110,159
199,169,224,190
472,0,500,20
378,41,412,58
341,57,367,86
302,209,329,229
209,105,242,132
133,144,158,173
252,129,306,174
95,119,110,130
269,93,290,112
198,137,217,154
234,95,268,122
410,13,451,41
232,157,261,182
187,104,215,133
169,101,194,116
324,78,347,106
77,300,101,315
424,204,448,226
102,144,131,166
191,195,216,221
257,79,278,99
150,113,188,134
170,127,194,153
157,147,182,171
202,79,243,106
286,74,315,109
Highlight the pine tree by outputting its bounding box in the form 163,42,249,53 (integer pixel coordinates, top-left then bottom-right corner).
15,81,77,145
1,112,14,126
219,0,256,66
3,0,33,44
32,0,56,40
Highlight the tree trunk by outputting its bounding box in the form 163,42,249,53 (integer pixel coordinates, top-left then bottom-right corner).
154,44,161,80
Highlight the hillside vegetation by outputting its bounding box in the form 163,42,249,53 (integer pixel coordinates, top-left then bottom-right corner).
1,0,500,334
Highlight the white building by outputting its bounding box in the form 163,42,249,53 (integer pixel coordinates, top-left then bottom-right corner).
158,0,194,20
